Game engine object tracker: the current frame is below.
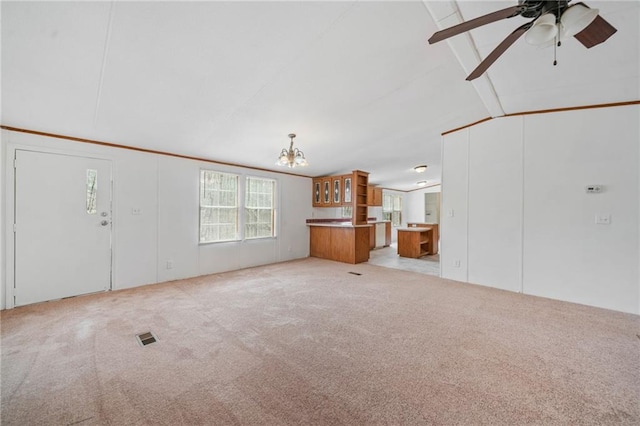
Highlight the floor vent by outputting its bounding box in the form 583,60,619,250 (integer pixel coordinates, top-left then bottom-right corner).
136,332,157,346
348,272,362,276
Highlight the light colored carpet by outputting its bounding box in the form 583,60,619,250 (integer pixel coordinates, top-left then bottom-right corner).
1,257,639,425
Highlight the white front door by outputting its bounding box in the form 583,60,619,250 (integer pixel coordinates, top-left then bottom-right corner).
14,150,113,306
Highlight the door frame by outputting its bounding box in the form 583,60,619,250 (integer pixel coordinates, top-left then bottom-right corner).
4,144,115,309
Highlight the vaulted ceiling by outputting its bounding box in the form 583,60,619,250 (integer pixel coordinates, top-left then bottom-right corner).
2,1,638,190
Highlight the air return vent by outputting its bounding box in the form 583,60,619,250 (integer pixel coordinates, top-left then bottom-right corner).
136,332,157,346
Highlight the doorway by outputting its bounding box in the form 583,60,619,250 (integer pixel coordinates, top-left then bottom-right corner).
13,150,113,306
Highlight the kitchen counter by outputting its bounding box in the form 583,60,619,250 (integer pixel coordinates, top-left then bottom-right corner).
307,223,372,228
308,223,370,264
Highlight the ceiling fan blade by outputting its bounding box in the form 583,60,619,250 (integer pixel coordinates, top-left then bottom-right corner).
574,14,617,48
428,5,524,44
466,22,533,81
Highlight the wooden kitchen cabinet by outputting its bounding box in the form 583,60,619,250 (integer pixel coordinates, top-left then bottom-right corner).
367,186,383,206
312,171,368,210
397,227,433,258
309,226,332,258
312,178,322,207
342,175,352,205
407,223,439,254
309,225,370,264
322,178,332,205
332,176,342,206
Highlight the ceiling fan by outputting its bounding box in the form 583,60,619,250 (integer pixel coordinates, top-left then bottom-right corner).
428,0,617,81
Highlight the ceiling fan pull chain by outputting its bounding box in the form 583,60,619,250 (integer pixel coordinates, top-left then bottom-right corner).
553,32,558,66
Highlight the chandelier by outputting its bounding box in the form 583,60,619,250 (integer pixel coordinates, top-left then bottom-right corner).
276,133,308,168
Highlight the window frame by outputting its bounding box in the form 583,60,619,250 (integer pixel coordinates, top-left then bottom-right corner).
383,193,402,227
199,169,240,244
244,176,277,240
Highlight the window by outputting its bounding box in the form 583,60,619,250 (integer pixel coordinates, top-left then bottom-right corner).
199,171,238,243
86,169,97,214
341,206,352,218
245,177,276,239
383,193,402,226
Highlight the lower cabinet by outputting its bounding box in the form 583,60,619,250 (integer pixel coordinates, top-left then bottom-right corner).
309,225,370,264
397,227,434,258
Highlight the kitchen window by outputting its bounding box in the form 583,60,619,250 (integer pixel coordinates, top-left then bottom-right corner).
383,193,402,227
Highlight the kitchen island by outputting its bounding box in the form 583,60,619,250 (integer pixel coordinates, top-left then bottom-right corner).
396,226,435,258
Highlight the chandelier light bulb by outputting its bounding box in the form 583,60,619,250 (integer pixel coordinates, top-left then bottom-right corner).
276,133,308,168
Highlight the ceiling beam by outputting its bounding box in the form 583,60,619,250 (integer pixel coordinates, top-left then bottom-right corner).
423,0,506,118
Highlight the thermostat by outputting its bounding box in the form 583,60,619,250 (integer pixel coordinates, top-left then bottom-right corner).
585,185,602,193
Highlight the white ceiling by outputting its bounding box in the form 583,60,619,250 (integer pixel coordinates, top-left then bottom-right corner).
2,1,638,190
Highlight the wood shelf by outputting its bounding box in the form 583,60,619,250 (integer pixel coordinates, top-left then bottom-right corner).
352,170,369,226
397,227,434,258
407,223,439,255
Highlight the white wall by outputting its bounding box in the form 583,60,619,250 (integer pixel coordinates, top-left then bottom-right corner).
404,185,441,224
441,105,639,314
440,129,469,282
468,117,523,293
522,108,639,313
0,131,6,310
2,130,312,309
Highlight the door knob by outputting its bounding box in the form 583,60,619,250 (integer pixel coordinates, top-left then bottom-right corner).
100,220,109,226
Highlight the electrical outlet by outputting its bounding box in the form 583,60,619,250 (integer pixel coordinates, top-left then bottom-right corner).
595,214,611,225
453,260,461,268
166,260,173,269
131,208,142,215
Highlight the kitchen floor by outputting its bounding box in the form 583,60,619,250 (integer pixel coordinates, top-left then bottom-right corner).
368,243,440,276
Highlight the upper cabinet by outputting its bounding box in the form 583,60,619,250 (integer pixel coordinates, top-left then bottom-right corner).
343,175,352,204
312,179,322,207
312,174,355,207
312,177,333,207
367,186,382,206
332,176,342,206
322,178,332,206
311,171,369,224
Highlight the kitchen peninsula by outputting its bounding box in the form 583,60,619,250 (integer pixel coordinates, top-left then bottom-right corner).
308,222,371,264
307,170,379,264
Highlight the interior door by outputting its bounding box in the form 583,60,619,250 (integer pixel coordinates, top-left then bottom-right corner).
14,150,112,306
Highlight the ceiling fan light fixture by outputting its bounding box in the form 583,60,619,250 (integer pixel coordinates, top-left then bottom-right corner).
560,3,599,37
525,13,558,46
413,165,428,173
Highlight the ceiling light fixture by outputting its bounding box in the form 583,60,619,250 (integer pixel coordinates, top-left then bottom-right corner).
560,3,599,37
525,13,558,46
276,133,308,168
413,165,428,173
417,180,428,187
